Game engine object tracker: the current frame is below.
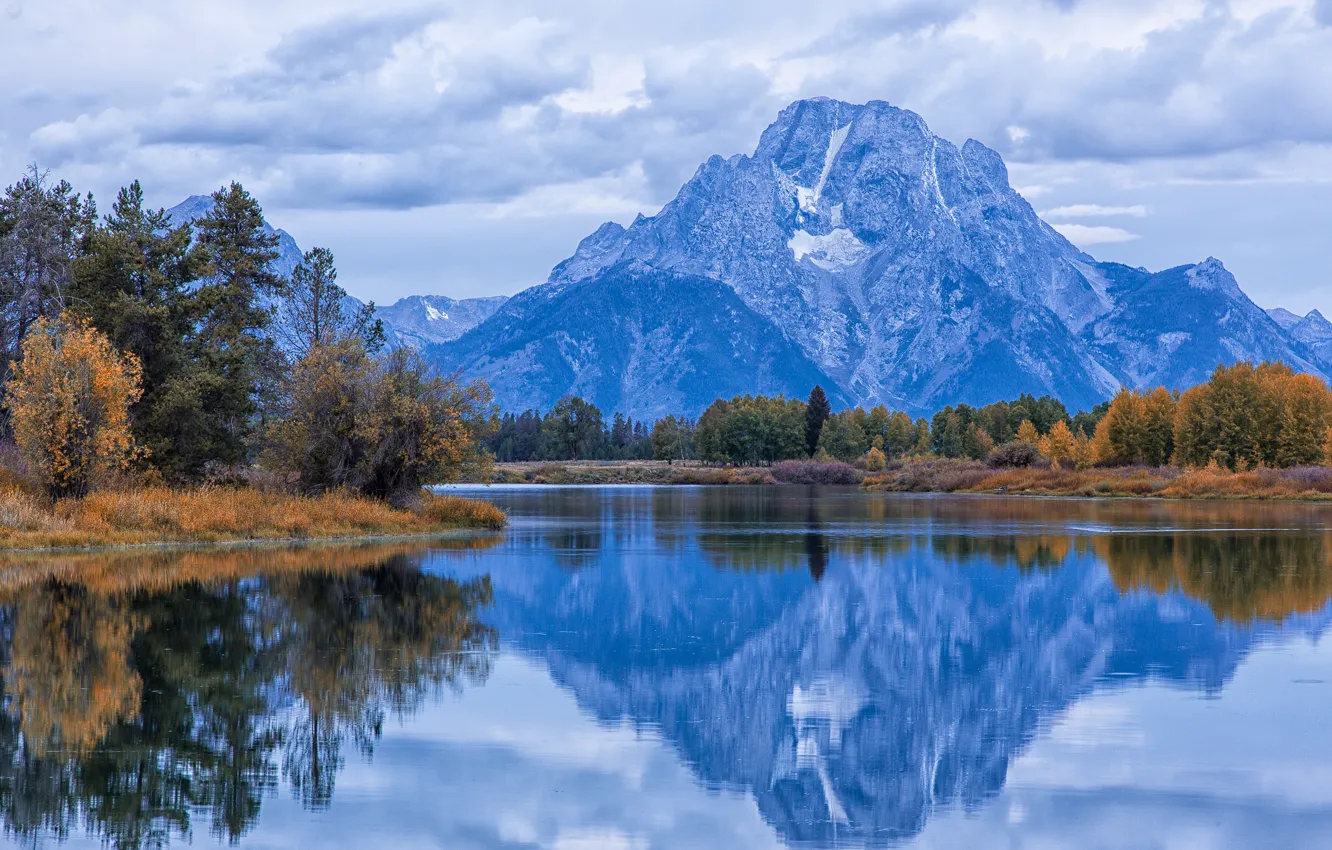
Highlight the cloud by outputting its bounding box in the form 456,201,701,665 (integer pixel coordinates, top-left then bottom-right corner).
1048,223,1142,244
1040,203,1149,217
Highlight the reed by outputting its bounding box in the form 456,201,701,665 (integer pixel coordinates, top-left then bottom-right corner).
0,486,506,550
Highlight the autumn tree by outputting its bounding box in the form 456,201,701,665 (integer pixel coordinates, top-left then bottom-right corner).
6,315,143,498
1040,420,1080,469
1175,362,1332,469
269,343,494,504
1091,388,1177,467
1016,420,1040,446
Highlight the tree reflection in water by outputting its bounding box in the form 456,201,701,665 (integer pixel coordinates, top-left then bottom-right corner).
0,541,497,848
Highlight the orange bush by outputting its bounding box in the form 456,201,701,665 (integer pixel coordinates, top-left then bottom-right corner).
6,315,143,499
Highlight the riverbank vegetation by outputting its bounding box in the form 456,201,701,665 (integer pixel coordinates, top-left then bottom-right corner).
0,170,501,547
480,360,1332,500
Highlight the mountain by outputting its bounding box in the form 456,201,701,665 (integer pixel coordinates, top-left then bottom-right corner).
432,261,847,419
1288,309,1332,368
375,294,509,346
165,196,503,349
433,97,1327,416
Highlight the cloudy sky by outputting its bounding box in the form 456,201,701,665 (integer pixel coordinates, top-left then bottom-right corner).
3,0,1331,312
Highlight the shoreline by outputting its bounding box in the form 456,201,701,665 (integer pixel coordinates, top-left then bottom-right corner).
0,527,504,556
0,487,508,552
462,459,1332,503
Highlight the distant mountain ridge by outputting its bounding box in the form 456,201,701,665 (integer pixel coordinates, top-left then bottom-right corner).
166,101,1331,418
427,97,1329,417
165,197,507,347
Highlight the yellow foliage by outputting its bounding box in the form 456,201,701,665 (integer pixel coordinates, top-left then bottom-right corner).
0,485,505,550
865,446,887,472
1324,427,1332,467
1039,421,1079,469
1016,420,1040,445
6,315,143,499
1092,387,1177,467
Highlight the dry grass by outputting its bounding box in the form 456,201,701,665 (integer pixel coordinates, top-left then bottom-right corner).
0,486,506,550
864,459,1332,501
485,460,778,485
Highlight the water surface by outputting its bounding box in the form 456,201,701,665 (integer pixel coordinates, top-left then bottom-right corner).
3,487,1332,849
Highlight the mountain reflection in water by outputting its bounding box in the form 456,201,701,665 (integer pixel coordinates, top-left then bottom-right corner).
3,488,1332,849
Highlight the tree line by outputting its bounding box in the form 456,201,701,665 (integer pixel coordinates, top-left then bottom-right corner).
0,169,491,503
496,362,1332,472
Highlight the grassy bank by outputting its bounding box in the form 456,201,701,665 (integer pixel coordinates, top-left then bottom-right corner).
0,487,507,550
476,458,1332,501
864,459,1332,500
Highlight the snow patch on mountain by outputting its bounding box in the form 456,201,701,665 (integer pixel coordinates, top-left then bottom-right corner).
789,228,872,270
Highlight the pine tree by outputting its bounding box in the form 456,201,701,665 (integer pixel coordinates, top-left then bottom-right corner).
805,385,830,457
277,246,384,358
189,182,288,470
0,167,97,382
70,180,205,476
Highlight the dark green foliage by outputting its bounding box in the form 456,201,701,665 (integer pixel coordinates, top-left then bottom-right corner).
277,246,384,358
540,396,608,460
0,167,97,383
1072,400,1112,438
489,410,545,461
69,181,205,476
805,385,830,456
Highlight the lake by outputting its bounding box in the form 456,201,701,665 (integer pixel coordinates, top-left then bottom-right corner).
3,486,1332,849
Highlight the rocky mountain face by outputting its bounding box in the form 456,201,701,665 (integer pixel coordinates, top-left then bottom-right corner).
374,294,509,346
432,261,847,419
1270,308,1332,370
432,97,1327,416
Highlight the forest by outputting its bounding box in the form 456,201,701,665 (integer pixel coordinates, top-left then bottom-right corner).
0,169,498,542
490,362,1332,475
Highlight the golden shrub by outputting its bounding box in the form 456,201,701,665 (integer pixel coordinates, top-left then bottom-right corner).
6,315,143,498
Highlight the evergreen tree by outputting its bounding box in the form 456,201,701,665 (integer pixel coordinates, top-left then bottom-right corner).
277,246,383,358
69,181,206,474
189,182,287,471
804,385,830,457
0,166,97,383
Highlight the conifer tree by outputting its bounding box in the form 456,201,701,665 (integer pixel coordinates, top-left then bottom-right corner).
190,182,287,470
805,386,831,457
277,246,383,359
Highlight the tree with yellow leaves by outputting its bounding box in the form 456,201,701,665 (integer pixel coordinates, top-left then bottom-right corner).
1091,387,1177,467
6,315,143,498
1016,419,1040,445
1039,420,1080,469
1324,427,1332,467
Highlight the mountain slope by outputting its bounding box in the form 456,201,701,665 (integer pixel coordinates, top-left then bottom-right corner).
165,196,503,348
434,97,1324,415
375,294,508,346
431,262,846,420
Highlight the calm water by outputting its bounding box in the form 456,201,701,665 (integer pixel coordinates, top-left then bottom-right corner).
3,487,1332,849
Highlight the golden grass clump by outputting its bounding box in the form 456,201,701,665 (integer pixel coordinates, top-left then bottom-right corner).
0,486,506,551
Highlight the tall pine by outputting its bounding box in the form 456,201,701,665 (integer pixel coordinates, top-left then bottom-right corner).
188,182,287,471
805,385,830,457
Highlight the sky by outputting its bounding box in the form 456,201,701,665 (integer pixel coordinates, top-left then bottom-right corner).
2,0,1331,312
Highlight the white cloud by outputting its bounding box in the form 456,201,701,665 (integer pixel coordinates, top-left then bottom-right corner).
1,0,1331,310
1040,204,1149,218
1049,223,1143,245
